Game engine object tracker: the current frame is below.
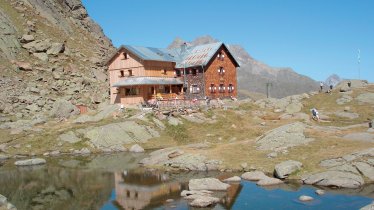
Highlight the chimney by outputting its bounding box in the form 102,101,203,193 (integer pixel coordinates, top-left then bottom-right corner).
180,42,187,54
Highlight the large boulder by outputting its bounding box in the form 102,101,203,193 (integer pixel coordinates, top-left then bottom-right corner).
302,170,364,188
356,93,374,104
50,99,80,119
274,160,303,179
85,121,159,151
189,178,230,191
343,133,374,143
256,122,313,151
129,144,144,153
15,158,46,166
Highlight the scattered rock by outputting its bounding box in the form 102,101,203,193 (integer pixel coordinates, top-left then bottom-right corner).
20,34,35,43
274,160,303,179
47,43,65,55
299,195,314,202
49,99,80,119
58,131,81,143
15,158,46,166
168,116,183,126
189,178,230,191
129,144,144,153
285,102,303,114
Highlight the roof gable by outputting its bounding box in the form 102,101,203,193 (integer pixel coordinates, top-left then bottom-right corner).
107,42,240,68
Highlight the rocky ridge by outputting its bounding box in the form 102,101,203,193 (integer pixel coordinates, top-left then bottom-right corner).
0,0,115,119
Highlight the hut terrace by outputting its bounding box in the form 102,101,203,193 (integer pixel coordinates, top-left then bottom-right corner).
107,42,239,105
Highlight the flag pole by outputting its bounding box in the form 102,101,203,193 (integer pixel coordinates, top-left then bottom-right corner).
358,49,361,79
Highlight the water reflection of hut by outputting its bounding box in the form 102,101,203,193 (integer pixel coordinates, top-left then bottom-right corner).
113,171,182,210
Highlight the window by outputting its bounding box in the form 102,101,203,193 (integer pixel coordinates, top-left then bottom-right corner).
175,70,181,77
190,85,200,94
125,88,139,96
128,69,133,76
192,69,197,76
228,84,234,93
217,52,225,61
121,52,128,60
209,84,216,93
217,67,225,75
120,70,125,77
219,84,225,93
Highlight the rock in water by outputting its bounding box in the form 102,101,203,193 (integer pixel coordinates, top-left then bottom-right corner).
274,160,303,179
299,195,314,202
241,171,268,181
189,196,220,208
223,176,241,182
360,202,374,210
302,170,364,188
15,158,46,166
256,177,283,186
129,144,145,153
315,189,325,195
189,178,230,191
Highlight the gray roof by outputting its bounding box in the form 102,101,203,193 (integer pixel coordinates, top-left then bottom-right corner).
117,42,239,68
112,77,183,87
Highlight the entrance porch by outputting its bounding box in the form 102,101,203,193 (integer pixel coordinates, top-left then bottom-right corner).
112,77,184,104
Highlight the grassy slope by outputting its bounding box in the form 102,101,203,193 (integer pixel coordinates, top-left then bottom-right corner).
1,85,373,178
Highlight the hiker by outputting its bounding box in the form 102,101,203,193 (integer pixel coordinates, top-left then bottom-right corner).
119,104,125,112
330,84,333,90
311,108,320,121
348,81,352,88
205,96,211,106
320,82,324,92
368,118,373,128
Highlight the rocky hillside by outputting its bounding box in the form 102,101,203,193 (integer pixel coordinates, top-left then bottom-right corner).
168,35,319,98
0,0,115,118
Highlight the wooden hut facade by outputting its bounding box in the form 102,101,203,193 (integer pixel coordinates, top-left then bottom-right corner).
107,42,239,104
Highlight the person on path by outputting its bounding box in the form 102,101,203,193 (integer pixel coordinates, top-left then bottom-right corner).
311,108,320,121
320,82,324,92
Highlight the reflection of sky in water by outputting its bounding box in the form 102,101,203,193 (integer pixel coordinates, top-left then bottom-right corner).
101,172,373,210
0,153,373,210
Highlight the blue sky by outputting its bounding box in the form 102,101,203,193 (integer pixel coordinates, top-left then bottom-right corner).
82,0,374,82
